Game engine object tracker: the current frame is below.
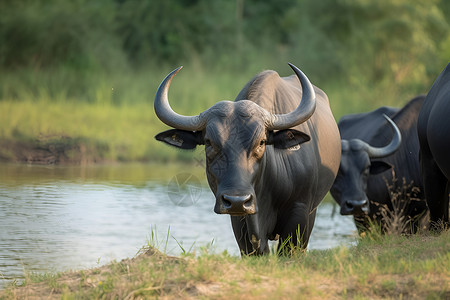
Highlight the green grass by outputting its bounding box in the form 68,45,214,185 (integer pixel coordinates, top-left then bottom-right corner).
1,230,448,299
0,66,429,163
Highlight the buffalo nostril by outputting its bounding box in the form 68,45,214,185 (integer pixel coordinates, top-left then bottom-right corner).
222,194,253,209
222,197,232,209
344,199,369,215
243,195,253,208
220,194,256,215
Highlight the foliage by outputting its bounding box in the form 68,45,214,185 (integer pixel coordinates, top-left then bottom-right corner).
0,0,449,162
0,0,124,71
297,0,448,85
0,0,448,82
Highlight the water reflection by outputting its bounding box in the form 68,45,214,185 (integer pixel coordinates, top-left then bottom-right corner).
0,163,356,288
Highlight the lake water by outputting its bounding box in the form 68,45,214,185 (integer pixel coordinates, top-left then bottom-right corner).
0,163,357,288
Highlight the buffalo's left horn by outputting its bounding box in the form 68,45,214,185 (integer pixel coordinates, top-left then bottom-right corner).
154,66,206,131
268,63,316,130
365,114,402,158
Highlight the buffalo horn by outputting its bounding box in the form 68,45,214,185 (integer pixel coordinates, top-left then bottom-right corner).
154,66,206,131
268,63,317,130
365,114,402,158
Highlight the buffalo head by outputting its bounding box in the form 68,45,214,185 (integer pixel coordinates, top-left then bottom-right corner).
154,64,315,217
330,115,401,216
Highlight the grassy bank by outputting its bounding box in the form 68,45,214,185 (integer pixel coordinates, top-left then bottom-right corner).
0,66,429,164
0,66,265,163
1,0,448,164
1,230,449,299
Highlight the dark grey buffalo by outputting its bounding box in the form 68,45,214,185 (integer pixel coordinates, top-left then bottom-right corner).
418,63,450,230
330,95,428,233
154,64,341,255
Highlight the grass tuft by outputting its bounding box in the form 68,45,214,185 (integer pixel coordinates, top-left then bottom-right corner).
1,230,449,299
380,171,428,235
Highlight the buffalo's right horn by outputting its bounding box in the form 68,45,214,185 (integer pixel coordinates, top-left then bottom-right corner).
154,66,206,131
364,114,402,158
267,63,316,130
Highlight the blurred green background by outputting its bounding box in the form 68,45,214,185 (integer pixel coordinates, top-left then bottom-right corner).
0,0,449,163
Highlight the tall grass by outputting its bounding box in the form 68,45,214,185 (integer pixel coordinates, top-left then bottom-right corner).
1,1,447,163
0,65,258,162
0,64,432,163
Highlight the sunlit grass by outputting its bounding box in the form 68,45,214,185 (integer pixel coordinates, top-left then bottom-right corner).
0,66,429,163
1,230,448,299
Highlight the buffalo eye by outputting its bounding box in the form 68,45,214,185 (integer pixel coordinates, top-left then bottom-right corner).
253,139,266,159
205,139,220,161
362,166,370,178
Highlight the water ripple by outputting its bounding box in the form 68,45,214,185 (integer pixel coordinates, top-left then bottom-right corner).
0,164,357,288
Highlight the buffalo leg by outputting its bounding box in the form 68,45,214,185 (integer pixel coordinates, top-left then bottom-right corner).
278,203,313,254
421,154,450,230
230,216,254,255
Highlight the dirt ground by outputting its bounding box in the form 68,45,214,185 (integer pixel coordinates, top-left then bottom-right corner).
0,138,100,164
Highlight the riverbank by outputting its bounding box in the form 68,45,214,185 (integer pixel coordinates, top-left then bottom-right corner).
0,100,191,164
0,64,426,165
1,230,449,299
0,137,97,164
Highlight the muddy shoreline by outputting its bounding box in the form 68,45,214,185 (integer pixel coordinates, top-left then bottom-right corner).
0,137,104,165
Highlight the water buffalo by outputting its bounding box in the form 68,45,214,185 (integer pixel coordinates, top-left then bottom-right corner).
330,95,428,233
154,64,341,255
418,63,450,230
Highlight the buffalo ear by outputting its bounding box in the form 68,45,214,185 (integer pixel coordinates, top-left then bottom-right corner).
155,129,203,150
267,129,310,149
369,160,392,175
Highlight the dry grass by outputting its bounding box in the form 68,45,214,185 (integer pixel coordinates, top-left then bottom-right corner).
379,172,428,235
356,171,429,236
1,230,449,300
